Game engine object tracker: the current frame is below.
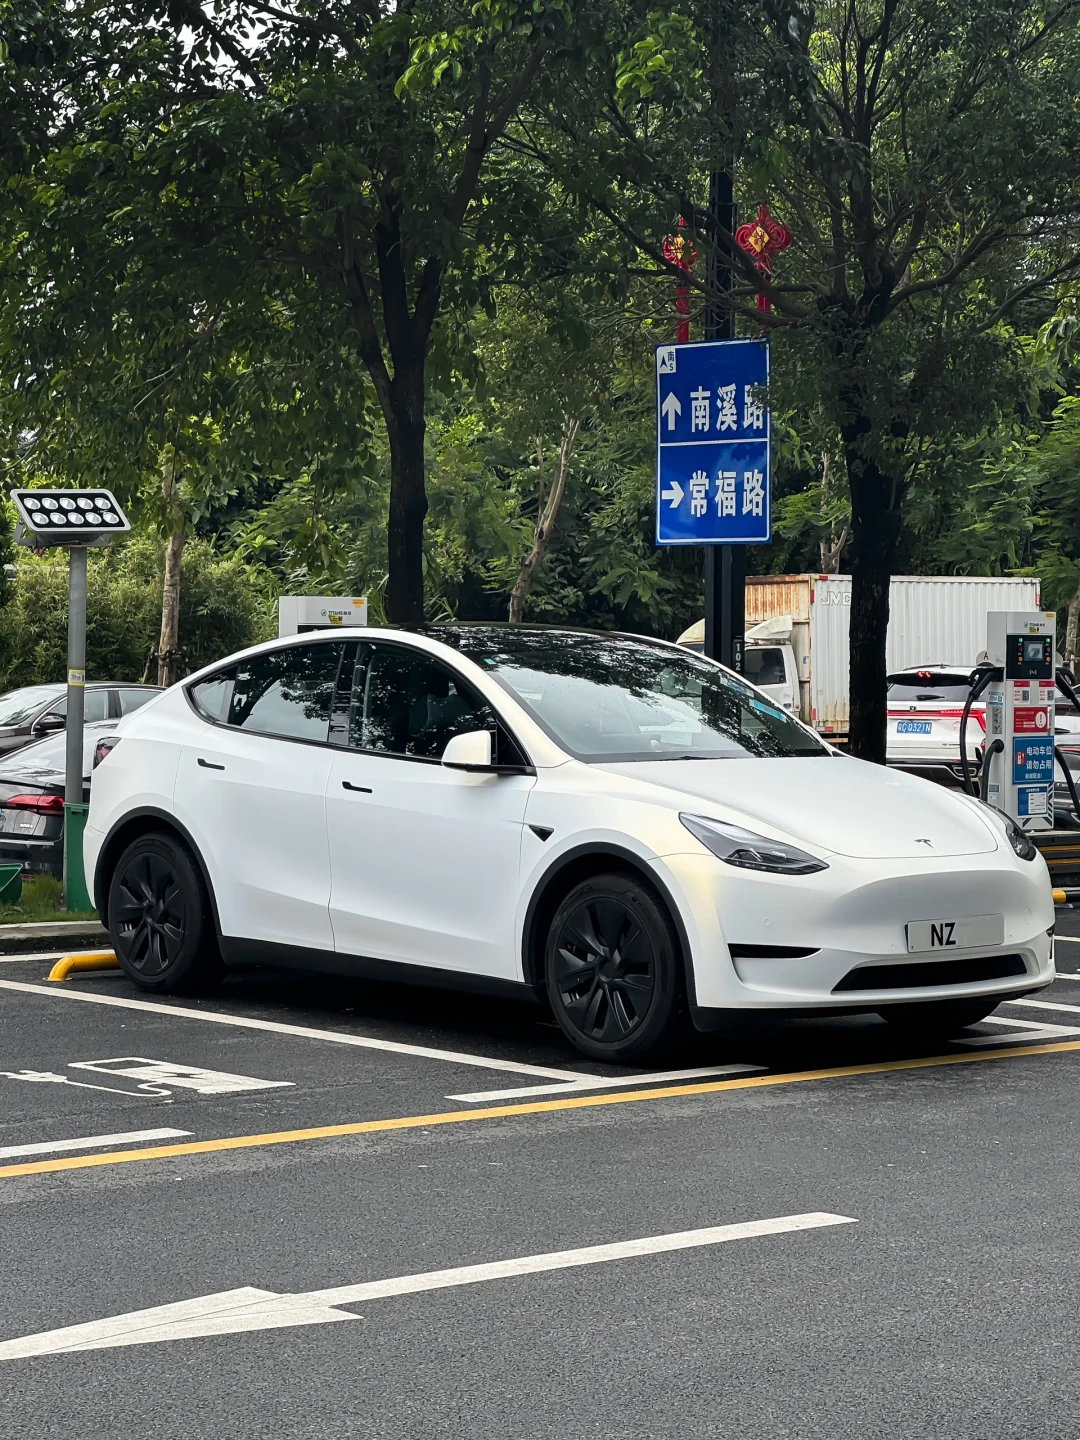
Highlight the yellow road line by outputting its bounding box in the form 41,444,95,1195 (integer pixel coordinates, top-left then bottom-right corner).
3,1037,1080,1182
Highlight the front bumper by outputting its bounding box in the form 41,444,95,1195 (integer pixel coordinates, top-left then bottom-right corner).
651,847,1055,1017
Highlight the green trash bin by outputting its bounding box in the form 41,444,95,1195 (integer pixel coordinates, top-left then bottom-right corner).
0,863,22,907
64,801,93,912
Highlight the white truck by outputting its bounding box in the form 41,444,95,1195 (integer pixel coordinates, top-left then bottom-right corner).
677,573,1043,742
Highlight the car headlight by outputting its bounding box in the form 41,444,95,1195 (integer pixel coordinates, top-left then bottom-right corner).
1000,812,1038,861
961,795,1038,861
679,813,828,875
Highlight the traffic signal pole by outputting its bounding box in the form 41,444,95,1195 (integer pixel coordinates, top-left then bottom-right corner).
703,168,745,670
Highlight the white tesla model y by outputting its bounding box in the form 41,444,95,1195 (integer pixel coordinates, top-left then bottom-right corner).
85,627,1055,1061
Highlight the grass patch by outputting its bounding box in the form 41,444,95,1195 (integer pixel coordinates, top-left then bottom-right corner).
0,873,98,924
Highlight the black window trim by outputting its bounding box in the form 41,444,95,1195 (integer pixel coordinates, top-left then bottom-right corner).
183,635,536,772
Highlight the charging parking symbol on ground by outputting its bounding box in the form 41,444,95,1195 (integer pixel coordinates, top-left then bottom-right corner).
0,1057,293,1099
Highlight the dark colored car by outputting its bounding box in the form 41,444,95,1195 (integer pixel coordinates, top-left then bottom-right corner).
0,682,160,756
0,720,121,876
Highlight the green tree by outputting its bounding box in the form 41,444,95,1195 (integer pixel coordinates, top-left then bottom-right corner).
0,0,634,624
527,0,1080,758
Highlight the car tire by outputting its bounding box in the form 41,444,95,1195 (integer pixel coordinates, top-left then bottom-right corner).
878,998,1001,1036
544,872,685,1062
107,832,221,994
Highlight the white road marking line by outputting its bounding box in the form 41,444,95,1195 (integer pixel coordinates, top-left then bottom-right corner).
0,1211,857,1359
447,1063,765,1103
1004,996,1080,1016
1054,935,1080,944
0,979,584,1081
0,1128,191,1160
957,1016,1080,1046
0,953,68,964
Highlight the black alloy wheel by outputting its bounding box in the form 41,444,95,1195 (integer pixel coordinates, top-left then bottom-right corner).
545,872,684,1062
108,833,220,993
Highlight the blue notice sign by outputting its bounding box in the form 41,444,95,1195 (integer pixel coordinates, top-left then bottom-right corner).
655,338,770,546
1012,737,1054,785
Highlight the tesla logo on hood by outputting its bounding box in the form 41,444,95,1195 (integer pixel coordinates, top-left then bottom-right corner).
915,838,933,846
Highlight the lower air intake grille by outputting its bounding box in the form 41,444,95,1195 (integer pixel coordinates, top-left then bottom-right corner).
833,953,1027,993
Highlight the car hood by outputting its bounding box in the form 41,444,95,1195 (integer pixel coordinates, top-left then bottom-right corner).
596,756,999,859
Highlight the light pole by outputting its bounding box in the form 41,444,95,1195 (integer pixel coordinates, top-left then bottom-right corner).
9,489,132,909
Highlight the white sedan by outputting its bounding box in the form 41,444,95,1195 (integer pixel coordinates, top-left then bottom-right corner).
84,627,1055,1061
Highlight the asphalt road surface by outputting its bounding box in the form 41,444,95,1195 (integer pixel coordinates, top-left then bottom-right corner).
2,912,1080,1440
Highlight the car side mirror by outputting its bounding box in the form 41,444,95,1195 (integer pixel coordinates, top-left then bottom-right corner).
441,730,494,771
33,712,66,735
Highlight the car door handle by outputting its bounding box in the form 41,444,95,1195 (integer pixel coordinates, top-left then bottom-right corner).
342,781,372,794
197,757,225,771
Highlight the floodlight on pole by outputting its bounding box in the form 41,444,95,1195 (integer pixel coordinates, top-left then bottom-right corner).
10,488,132,910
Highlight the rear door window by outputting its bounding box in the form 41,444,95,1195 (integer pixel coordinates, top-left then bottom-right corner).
228,644,344,743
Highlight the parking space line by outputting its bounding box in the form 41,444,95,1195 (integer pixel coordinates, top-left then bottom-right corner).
2,1036,1080,1182
447,1063,765,1103
0,1212,857,1358
0,953,66,964
1004,996,1080,1016
0,979,584,1082
0,1129,191,1160
957,1016,1080,1046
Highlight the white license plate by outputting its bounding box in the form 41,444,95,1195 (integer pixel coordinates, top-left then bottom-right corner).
906,915,1004,954
896,720,932,735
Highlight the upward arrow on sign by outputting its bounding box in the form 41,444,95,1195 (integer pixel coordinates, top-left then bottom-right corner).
660,393,682,431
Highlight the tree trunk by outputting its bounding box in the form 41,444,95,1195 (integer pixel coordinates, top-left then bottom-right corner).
844,437,902,764
383,364,428,625
509,415,581,624
1066,577,1080,674
157,457,187,688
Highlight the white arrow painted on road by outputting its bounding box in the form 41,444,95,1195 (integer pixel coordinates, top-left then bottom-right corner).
661,479,685,509
660,392,682,430
0,1212,855,1359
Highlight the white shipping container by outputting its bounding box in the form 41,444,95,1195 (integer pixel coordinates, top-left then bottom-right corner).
784,575,1041,735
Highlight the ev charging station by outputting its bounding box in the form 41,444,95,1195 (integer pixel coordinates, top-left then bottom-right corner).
981,612,1058,829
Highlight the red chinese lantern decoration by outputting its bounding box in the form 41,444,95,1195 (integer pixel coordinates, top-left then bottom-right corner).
662,218,697,342
735,203,792,313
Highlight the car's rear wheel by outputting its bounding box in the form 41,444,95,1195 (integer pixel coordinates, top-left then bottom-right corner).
108,833,221,993
879,997,1001,1036
544,872,684,1062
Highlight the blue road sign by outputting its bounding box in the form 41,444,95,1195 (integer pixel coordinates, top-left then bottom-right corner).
655,338,770,546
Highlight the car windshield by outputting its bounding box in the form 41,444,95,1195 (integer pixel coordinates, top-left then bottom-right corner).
888,674,972,704
439,628,828,762
0,686,61,726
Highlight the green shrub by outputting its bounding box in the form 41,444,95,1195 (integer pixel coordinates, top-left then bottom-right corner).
0,533,275,688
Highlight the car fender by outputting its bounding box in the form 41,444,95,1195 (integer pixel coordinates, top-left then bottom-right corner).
515,827,717,1013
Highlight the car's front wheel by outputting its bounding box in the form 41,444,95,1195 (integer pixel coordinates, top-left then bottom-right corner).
879,997,1001,1036
544,872,684,1062
108,832,221,993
